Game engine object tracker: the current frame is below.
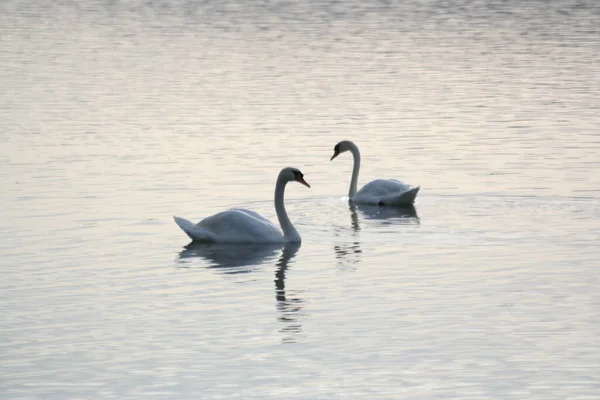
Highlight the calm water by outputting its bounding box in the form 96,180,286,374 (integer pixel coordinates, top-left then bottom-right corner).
2,0,600,398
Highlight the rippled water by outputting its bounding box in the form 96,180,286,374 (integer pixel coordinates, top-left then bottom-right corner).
1,0,600,398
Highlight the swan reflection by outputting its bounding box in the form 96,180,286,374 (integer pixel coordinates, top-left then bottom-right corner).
333,241,362,268
178,242,303,343
354,203,419,223
178,242,281,273
333,203,363,268
333,203,419,267
274,243,303,343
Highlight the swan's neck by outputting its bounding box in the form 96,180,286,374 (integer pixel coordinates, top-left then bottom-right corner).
275,177,301,242
348,142,361,198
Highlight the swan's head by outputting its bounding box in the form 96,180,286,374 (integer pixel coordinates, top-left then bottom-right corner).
330,140,353,161
280,167,311,188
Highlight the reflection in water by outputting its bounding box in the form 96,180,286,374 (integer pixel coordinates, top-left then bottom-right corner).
333,241,362,268
178,242,281,273
334,203,420,267
274,243,303,343
349,203,361,232
178,242,304,343
333,203,363,268
354,203,420,223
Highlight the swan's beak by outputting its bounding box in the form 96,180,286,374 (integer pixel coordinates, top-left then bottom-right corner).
330,150,340,161
296,176,311,188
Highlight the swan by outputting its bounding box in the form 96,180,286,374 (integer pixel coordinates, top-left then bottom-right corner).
330,140,420,206
173,167,310,243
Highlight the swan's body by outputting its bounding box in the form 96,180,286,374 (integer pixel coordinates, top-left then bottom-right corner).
352,179,420,206
330,140,419,206
173,209,284,243
174,167,310,243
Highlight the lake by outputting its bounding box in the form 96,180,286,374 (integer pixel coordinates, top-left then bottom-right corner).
1,0,599,398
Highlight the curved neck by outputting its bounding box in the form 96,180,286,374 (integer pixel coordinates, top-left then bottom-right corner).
274,177,301,242
348,142,361,198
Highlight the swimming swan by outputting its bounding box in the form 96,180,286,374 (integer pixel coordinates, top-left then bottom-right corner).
174,167,310,243
330,140,419,206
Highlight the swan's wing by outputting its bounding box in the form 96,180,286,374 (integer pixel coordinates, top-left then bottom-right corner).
174,216,217,242
195,209,283,243
354,179,419,206
387,179,413,192
380,186,420,206
354,179,410,199
229,208,275,225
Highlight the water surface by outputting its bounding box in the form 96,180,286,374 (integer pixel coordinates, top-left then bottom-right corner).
1,0,600,398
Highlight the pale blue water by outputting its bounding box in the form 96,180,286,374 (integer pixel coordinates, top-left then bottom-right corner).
1,1,600,399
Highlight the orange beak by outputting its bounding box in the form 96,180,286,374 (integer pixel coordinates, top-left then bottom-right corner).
296,176,310,188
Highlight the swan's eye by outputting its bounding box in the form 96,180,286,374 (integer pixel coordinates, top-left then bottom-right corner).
334,144,340,152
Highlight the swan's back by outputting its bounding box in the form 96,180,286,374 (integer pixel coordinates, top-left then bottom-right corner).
359,179,411,196
354,179,419,206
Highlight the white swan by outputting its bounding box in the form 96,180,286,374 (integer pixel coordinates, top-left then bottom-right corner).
330,140,420,206
173,167,310,243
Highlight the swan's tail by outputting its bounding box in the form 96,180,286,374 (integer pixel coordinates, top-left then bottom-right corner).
388,186,420,206
173,216,215,242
